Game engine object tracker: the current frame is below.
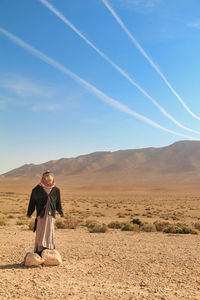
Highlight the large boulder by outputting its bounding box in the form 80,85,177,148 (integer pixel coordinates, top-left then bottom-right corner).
41,249,62,266
24,252,44,266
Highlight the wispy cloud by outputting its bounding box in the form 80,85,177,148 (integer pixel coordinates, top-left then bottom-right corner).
39,0,200,135
0,96,12,109
0,26,198,140
187,20,200,30
0,73,53,98
32,103,62,112
0,72,84,111
113,0,161,13
102,0,200,122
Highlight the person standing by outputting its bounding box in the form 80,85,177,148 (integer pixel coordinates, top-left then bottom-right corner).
27,170,64,256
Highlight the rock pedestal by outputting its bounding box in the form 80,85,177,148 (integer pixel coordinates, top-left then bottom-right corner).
24,249,62,266
24,252,44,266
42,249,62,265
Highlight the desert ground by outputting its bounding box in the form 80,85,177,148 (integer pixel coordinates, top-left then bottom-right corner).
0,179,200,299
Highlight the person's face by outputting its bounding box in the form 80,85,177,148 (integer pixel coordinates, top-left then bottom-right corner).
44,173,54,183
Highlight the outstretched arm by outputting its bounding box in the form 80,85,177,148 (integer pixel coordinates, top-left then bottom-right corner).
27,190,36,217
56,188,64,217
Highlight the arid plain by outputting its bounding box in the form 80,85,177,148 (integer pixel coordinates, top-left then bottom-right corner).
0,176,200,300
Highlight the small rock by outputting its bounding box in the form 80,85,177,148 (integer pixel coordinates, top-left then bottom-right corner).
42,249,62,266
24,252,44,266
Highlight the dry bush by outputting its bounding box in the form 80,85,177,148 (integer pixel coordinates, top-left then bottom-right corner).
154,220,170,232
92,212,105,217
141,223,157,232
108,221,124,229
192,222,200,231
7,215,15,219
82,219,98,227
87,221,108,233
131,218,144,226
0,217,7,226
117,212,125,218
121,222,140,232
69,209,91,219
29,219,35,230
55,217,79,229
63,217,79,229
16,216,30,226
163,223,198,235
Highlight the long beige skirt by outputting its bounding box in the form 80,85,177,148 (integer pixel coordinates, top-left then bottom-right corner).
34,195,55,252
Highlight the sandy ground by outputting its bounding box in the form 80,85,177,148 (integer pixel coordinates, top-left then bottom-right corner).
0,182,200,299
0,225,200,300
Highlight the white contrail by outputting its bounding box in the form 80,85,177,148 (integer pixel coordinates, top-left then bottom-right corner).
38,0,200,135
101,0,200,121
0,26,198,141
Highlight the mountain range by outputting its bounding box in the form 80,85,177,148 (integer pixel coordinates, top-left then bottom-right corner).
1,140,200,186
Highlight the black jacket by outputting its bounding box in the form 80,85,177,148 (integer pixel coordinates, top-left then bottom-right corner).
27,184,64,219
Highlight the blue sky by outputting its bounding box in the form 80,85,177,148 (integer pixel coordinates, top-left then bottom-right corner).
1,0,200,174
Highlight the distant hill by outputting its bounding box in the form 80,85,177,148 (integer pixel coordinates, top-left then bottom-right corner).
1,140,200,186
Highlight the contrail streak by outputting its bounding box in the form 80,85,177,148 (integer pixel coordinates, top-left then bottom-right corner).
0,26,198,141
101,0,200,121
38,0,200,135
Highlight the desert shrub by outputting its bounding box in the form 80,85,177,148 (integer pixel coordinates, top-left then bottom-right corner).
55,217,79,229
55,219,65,229
131,218,144,226
28,219,35,230
92,212,105,217
192,222,200,231
121,222,140,232
171,216,180,220
117,212,125,218
0,218,7,226
154,220,170,232
7,215,15,219
83,219,98,227
88,221,108,233
108,221,124,229
63,217,79,229
16,216,30,226
142,212,153,218
64,212,73,219
141,223,157,232
69,209,91,219
163,223,198,235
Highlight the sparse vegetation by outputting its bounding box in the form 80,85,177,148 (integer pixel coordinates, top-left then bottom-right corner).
108,221,125,229
117,212,125,218
140,223,157,232
192,222,200,231
0,217,7,226
121,222,140,232
92,212,105,217
87,221,108,233
131,218,144,226
163,223,198,235
7,215,15,219
16,216,30,226
55,217,79,229
153,220,170,232
28,219,35,230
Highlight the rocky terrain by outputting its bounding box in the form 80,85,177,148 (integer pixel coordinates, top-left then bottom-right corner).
0,184,200,299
